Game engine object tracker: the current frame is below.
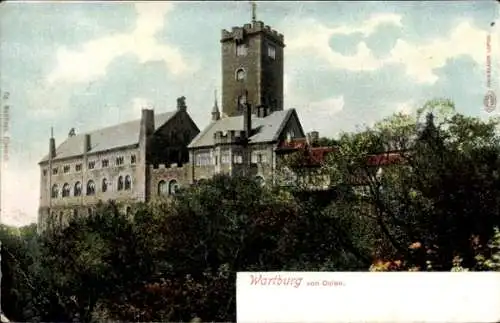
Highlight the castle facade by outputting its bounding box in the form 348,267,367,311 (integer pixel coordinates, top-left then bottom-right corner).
37,17,328,232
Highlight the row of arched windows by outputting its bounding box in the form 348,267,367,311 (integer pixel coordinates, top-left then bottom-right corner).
158,179,179,196
51,175,132,198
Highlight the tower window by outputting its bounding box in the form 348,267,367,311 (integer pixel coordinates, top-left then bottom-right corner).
102,159,109,167
88,161,95,169
236,43,247,56
268,44,276,60
236,68,246,81
75,164,82,172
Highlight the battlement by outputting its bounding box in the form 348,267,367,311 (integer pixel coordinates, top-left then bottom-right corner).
221,21,285,45
149,163,183,170
213,130,247,145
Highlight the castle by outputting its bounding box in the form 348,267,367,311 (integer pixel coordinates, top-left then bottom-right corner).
37,13,330,232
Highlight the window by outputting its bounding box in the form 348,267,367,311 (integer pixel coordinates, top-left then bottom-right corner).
52,168,58,175
268,44,276,59
131,155,136,164
62,183,70,197
236,68,245,81
102,159,109,167
51,184,59,198
43,169,47,176
236,43,247,56
169,180,179,195
116,156,124,166
221,153,230,164
233,154,243,164
86,180,95,196
63,165,70,173
117,176,124,191
102,178,108,193
126,207,132,216
214,155,218,166
158,180,168,196
75,164,82,172
88,208,93,217
74,182,82,196
124,175,131,190
73,209,78,219
59,212,63,226
88,161,95,169
195,152,211,166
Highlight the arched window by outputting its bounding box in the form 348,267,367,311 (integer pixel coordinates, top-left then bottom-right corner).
255,175,265,187
73,209,78,219
236,68,245,81
102,178,108,193
88,207,93,217
158,180,168,196
117,176,124,191
74,182,82,196
62,183,70,197
59,211,63,226
51,184,59,198
169,179,179,195
124,175,132,190
86,180,95,196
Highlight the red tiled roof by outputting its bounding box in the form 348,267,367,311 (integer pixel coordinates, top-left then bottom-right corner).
279,139,405,167
279,138,308,149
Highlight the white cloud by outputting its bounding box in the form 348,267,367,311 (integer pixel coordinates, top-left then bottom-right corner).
286,14,400,72
287,15,499,85
47,2,196,84
1,163,39,226
394,100,415,116
298,95,345,136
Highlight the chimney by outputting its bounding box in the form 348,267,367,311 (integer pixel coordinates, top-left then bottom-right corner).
83,134,91,153
308,131,319,144
244,102,252,139
140,109,155,136
177,96,187,112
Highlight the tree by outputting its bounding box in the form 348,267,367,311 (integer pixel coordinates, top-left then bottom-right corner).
321,99,500,270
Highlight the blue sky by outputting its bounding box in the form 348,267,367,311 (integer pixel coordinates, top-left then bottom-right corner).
0,1,498,226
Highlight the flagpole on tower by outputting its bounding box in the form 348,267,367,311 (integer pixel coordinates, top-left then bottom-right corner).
251,1,257,23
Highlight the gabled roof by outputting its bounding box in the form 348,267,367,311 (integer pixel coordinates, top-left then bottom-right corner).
188,109,297,149
40,111,176,163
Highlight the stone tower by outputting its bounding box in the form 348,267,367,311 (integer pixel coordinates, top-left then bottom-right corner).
220,9,285,117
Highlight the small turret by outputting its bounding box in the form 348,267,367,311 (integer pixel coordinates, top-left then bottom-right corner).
212,90,220,121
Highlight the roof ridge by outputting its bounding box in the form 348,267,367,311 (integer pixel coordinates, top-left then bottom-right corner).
81,110,175,135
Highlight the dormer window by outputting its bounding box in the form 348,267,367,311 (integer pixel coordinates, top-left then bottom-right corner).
236,44,247,56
